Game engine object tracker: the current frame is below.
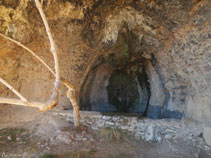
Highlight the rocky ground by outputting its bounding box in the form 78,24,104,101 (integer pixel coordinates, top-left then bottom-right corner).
0,113,210,158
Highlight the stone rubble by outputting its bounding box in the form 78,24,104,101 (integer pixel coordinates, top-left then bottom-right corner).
53,110,211,154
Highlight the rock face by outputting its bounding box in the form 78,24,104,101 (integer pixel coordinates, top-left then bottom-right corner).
204,127,211,147
0,0,211,126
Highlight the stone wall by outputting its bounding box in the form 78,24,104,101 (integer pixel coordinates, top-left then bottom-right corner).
53,110,211,151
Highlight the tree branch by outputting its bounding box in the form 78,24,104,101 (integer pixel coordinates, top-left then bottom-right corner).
0,0,60,112
34,0,60,82
0,97,41,108
34,0,61,111
0,97,57,111
0,33,55,76
0,32,80,126
0,0,81,126
0,78,27,102
62,78,80,126
0,33,77,89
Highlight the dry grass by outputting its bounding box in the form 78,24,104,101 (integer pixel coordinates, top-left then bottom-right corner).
40,153,58,158
109,153,132,158
0,128,28,142
40,149,131,158
63,149,96,158
99,127,125,141
40,149,96,158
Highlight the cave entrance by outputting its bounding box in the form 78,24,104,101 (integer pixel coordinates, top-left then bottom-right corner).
79,60,166,118
107,69,150,115
79,28,168,119
107,70,141,113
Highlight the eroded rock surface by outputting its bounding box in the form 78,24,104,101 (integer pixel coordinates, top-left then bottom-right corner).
0,0,210,128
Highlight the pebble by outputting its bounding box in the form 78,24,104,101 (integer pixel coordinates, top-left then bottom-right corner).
7,136,12,140
102,116,111,120
90,138,95,142
82,138,88,141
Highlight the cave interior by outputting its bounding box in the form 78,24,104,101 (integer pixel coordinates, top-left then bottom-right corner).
80,29,182,119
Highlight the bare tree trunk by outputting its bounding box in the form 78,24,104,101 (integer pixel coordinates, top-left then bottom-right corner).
0,0,81,126
62,78,80,127
0,0,60,112
34,0,61,107
0,33,81,126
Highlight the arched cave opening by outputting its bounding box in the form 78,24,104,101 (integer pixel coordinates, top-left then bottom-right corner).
79,28,183,119
107,69,149,114
79,59,177,119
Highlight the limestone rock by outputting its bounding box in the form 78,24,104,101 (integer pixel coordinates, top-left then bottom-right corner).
204,127,211,147
0,0,210,128
144,125,162,142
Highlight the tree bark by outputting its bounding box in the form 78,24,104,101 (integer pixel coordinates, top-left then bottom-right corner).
0,33,81,126
62,78,80,127
0,78,27,102
34,0,61,105
0,0,60,112
0,0,81,127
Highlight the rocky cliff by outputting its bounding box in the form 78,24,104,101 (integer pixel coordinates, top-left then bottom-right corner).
0,0,210,126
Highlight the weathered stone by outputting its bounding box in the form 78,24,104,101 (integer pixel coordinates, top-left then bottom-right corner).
134,132,142,140
0,0,211,137
102,116,111,120
96,120,105,128
162,110,183,119
54,110,208,148
204,127,211,147
146,105,161,119
146,61,165,108
112,116,120,121
105,121,115,126
144,125,155,142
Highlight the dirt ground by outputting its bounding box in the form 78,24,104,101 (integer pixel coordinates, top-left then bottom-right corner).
0,113,210,158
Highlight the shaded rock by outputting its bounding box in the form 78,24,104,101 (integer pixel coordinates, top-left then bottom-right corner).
146,105,161,119
204,127,211,147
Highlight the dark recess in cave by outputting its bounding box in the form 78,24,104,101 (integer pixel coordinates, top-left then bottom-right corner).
80,62,153,116
106,67,151,116
107,70,140,113
137,68,151,117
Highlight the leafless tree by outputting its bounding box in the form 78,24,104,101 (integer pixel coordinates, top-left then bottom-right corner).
0,0,80,127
